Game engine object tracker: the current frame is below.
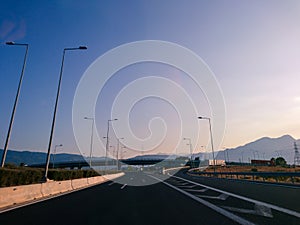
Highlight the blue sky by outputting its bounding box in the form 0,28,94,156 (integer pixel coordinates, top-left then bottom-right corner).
1,0,300,158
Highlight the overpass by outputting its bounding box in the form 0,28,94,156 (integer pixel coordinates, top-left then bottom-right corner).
28,158,169,169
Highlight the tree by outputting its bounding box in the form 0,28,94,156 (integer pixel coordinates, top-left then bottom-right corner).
275,157,287,166
270,157,276,166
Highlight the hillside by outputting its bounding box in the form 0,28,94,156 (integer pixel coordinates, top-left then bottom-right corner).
0,149,85,166
215,135,300,164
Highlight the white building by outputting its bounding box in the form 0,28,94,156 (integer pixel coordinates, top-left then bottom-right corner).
209,159,226,166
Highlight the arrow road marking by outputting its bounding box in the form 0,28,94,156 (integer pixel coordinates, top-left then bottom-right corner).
222,204,273,218
172,175,300,219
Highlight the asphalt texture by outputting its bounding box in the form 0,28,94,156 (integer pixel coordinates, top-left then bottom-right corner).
0,170,299,225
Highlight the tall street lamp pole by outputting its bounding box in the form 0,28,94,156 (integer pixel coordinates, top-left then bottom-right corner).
105,119,118,168
84,117,94,168
1,42,29,167
117,137,124,170
109,145,116,166
183,137,193,161
52,144,63,169
198,116,216,173
42,46,87,181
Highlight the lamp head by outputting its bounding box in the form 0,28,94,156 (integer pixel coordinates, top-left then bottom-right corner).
6,41,15,45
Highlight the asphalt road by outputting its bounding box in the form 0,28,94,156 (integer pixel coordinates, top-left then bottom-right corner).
0,170,299,225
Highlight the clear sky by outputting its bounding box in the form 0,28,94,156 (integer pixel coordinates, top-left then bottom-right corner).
1,0,300,158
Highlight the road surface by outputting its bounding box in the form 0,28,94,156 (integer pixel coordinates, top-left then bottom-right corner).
0,169,299,225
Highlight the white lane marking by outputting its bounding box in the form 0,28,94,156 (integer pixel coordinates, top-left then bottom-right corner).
177,185,197,188
149,175,256,225
196,193,229,201
108,182,115,186
184,188,208,193
172,175,300,219
176,182,189,185
171,180,189,185
222,204,273,218
121,184,127,190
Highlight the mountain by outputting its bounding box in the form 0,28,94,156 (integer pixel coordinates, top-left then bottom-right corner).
1,135,299,166
0,149,85,166
215,135,300,164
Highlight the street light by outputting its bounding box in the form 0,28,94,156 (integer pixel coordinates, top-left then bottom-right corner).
183,138,193,161
84,117,94,168
109,145,116,166
198,116,216,173
1,42,29,167
105,119,118,168
52,144,63,169
42,46,87,182
109,145,116,154
121,146,127,160
117,137,124,170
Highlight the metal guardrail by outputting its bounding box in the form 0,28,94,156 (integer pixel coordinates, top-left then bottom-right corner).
188,170,300,184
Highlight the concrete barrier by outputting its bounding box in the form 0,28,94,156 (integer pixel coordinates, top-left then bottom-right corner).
71,177,89,189
0,183,43,208
0,172,124,210
87,176,105,185
41,180,73,197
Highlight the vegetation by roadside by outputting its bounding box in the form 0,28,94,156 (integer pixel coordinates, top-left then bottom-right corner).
0,164,102,187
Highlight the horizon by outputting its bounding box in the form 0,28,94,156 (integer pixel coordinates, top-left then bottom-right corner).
2,133,299,154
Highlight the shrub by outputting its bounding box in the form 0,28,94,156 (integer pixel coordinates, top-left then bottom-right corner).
251,168,258,172
0,167,99,187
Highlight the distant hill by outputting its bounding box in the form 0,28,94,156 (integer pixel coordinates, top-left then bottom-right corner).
215,135,300,164
0,149,85,166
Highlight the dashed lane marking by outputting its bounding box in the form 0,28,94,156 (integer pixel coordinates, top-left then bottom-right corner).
196,193,229,201
177,185,197,188
183,188,208,193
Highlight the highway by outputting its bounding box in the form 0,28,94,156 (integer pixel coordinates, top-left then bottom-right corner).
0,169,299,225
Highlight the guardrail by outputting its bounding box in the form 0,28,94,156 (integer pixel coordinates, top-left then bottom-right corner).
187,170,300,185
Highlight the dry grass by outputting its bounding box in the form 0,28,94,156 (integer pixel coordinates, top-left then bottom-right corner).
204,165,300,173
